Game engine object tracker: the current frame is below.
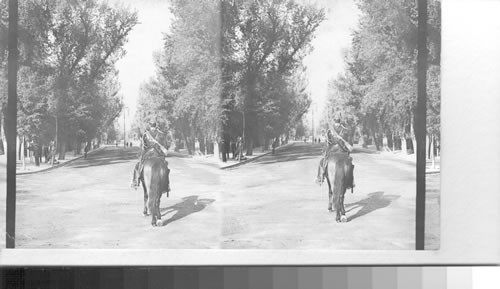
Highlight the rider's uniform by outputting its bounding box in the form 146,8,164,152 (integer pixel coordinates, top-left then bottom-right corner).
141,129,169,157
131,128,169,188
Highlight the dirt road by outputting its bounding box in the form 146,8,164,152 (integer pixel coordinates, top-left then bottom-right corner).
0,143,439,249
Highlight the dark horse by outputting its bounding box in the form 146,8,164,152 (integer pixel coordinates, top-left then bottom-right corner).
325,151,355,222
139,150,170,227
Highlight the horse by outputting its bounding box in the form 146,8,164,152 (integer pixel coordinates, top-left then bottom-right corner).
139,151,171,227
325,151,355,222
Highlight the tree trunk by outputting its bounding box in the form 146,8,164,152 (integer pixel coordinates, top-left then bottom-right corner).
430,134,436,168
246,138,254,156
58,139,66,160
190,136,196,154
406,136,414,154
21,136,25,170
0,114,4,155
212,140,218,160
221,140,227,162
386,132,394,151
371,129,380,151
434,136,439,157
415,0,428,250
427,135,431,159
76,141,82,156
394,136,402,151
362,134,368,148
174,139,180,152
264,138,270,151
199,137,206,155
18,135,22,160
182,134,192,155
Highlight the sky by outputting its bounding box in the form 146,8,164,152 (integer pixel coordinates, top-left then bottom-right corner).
302,0,360,130
114,0,172,131
114,0,360,132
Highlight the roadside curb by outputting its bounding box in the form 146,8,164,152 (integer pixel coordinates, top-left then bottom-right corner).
221,143,293,170
359,147,441,175
16,147,106,176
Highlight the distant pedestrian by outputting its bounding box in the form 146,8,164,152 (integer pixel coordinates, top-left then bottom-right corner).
236,136,243,161
44,145,49,163
48,140,57,165
84,141,91,159
220,138,227,162
231,139,236,159
31,137,41,167
272,137,279,155
224,134,230,161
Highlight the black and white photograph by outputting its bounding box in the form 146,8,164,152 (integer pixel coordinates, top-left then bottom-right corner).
0,0,441,251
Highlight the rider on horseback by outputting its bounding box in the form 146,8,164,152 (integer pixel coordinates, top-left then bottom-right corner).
131,121,170,191
315,118,354,187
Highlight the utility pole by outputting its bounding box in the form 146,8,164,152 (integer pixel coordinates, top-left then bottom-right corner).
311,104,315,142
123,106,126,147
415,0,428,250
6,0,18,248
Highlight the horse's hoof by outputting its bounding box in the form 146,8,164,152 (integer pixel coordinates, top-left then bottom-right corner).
340,215,347,223
143,212,149,216
156,219,163,227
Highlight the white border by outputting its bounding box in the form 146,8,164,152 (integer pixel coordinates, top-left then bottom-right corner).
1,0,500,266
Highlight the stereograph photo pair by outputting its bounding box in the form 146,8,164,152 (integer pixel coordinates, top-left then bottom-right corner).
0,0,499,266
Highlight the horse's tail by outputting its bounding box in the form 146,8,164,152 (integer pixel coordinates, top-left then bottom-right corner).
327,153,353,194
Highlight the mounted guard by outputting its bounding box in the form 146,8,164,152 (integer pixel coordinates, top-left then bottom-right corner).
315,118,355,191
131,121,170,192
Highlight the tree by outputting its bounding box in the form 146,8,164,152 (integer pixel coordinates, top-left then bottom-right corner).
325,0,441,153
136,0,325,156
231,0,324,154
0,0,138,160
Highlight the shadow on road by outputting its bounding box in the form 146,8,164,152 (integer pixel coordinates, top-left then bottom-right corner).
68,148,139,169
253,143,324,165
159,195,215,226
345,191,400,222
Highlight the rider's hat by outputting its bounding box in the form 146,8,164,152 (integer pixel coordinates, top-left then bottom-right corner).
149,121,157,128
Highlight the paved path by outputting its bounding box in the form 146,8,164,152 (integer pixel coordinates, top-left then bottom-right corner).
0,144,439,249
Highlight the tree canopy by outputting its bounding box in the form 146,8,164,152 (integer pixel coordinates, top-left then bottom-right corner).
0,0,138,157
325,0,441,151
136,0,325,155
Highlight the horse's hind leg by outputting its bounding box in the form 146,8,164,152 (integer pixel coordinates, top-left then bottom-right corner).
339,188,347,223
333,183,343,222
142,182,149,216
148,196,157,226
154,194,162,227
327,179,333,211
335,192,342,222
166,167,171,196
